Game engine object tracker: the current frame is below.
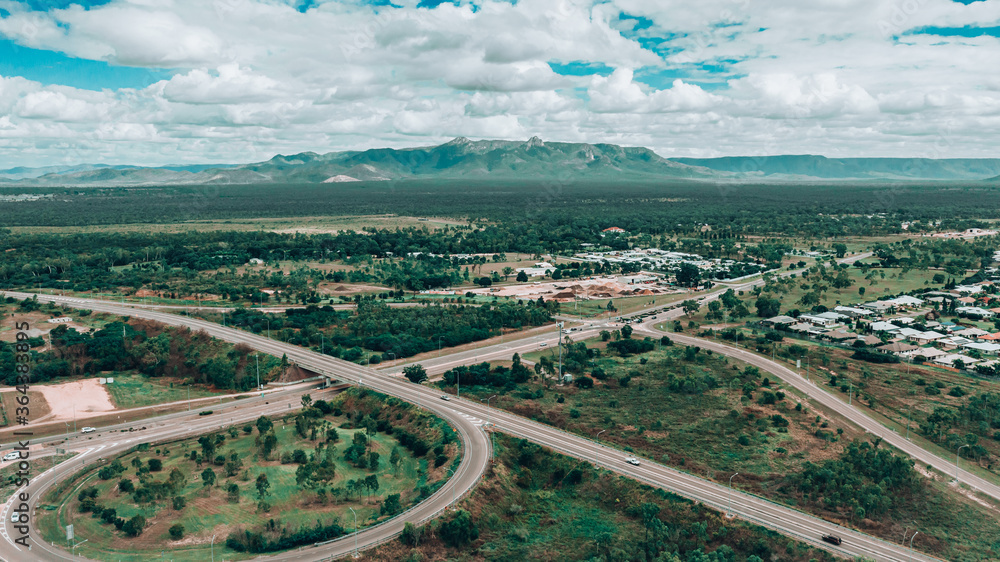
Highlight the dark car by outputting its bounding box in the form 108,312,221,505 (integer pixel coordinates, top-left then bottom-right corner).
821,535,842,546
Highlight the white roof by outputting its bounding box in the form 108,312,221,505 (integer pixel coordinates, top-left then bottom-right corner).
954,285,984,294
964,342,1000,353
912,347,947,358
871,321,900,332
898,328,923,337
889,296,924,306
834,306,873,316
957,306,994,316
934,353,980,366
816,311,847,320
938,336,972,346
955,327,991,338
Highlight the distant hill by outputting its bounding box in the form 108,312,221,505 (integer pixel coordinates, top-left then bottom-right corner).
669,155,1000,181
4,140,1000,186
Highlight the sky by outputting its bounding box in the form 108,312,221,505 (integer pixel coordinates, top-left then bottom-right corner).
0,0,999,168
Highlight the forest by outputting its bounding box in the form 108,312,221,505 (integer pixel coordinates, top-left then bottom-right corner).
0,296,272,390
216,298,553,361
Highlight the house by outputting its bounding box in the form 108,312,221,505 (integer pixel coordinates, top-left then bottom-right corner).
937,336,973,350
888,295,925,308
823,330,857,343
911,347,947,361
933,354,980,369
799,314,839,327
877,342,919,356
857,335,883,346
910,331,946,345
964,342,1000,355
957,306,995,318
816,311,848,322
763,315,797,328
870,321,900,333
602,227,626,234
981,332,1000,341
248,258,264,265
954,327,991,339
954,285,985,294
897,327,923,339
862,301,896,313
834,306,874,318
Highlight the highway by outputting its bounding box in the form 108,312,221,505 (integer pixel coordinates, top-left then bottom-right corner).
0,288,944,561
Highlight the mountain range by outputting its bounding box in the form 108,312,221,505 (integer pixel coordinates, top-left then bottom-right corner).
2,138,999,186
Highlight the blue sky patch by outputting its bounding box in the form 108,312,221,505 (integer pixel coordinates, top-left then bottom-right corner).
909,25,1000,38
548,61,614,77
21,0,114,10
0,39,170,90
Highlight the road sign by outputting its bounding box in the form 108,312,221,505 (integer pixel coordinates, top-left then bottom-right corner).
66,524,74,540
107,377,114,383
98,378,106,384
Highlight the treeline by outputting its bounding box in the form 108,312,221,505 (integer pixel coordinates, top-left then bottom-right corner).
224,300,552,361
0,300,271,389
788,439,916,520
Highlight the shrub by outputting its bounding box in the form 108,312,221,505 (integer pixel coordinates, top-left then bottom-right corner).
169,524,184,540
925,386,941,395
949,386,966,397
172,496,186,510
122,515,146,537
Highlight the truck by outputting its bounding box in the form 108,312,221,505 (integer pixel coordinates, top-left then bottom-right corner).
821,535,842,546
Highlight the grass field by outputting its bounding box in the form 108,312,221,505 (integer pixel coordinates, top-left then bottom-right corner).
102,375,223,410
37,410,440,561
368,433,839,562
457,339,1000,561
7,214,462,235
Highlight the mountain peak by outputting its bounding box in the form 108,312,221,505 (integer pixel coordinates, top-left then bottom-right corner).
525,136,544,148
445,137,472,146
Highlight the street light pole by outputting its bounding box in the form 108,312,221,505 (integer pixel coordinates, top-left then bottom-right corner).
348,507,358,557
728,473,739,517
906,405,911,440
255,353,261,392
909,531,918,562
956,444,969,483
211,534,216,562
596,429,606,466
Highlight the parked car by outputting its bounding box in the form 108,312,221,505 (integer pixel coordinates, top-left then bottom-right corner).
821,535,842,546
2,452,20,462
81,427,96,433
625,457,640,466
10,512,21,523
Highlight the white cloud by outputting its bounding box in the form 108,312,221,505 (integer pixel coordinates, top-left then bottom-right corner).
1,0,1000,166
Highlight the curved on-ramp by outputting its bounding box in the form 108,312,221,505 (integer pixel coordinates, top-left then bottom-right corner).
0,292,490,562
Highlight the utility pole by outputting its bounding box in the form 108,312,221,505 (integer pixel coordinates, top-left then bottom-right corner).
256,354,261,392
956,444,969,483
348,507,358,557
558,321,564,385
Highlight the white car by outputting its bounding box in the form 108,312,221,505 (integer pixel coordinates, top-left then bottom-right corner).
538,342,547,347
625,457,640,466
439,395,451,401
10,512,21,523
2,452,20,462
81,427,96,433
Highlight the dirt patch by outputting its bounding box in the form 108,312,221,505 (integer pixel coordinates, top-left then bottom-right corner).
32,379,115,424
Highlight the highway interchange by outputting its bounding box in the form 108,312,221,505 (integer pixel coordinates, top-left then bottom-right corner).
0,265,970,561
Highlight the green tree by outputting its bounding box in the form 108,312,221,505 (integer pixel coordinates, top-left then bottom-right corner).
403,364,428,384
439,509,479,547
201,468,216,488
256,473,271,499
123,515,146,537
516,270,528,282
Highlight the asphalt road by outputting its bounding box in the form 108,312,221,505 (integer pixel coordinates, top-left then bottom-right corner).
0,287,945,561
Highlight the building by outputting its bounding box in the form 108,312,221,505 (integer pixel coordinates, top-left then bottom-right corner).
888,295,925,308
957,306,995,318
799,314,840,327
834,306,874,318
933,354,980,369
877,342,919,356
870,321,900,333
964,342,1000,355
602,227,626,234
